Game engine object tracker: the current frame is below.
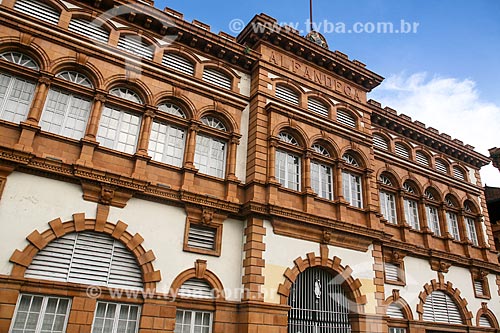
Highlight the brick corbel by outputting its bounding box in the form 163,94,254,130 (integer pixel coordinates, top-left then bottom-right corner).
429,258,452,273
81,181,134,208
0,164,15,199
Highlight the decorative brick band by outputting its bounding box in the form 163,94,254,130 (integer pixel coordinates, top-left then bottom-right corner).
169,260,225,300
8,208,161,290
277,246,367,314
416,273,472,325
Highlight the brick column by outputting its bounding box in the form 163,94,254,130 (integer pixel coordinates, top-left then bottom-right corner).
26,74,51,124
183,123,199,169
136,106,155,156
242,217,266,301
66,297,97,332
0,282,21,332
268,138,277,182
227,136,239,180
84,92,107,140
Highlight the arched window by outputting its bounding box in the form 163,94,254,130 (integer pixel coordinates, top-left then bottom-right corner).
175,278,214,333
336,109,356,128
24,231,143,289
275,84,299,105
379,174,397,224
395,142,410,159
416,150,430,167
453,166,466,181
117,34,154,60
464,200,479,246
403,181,420,230
202,68,232,90
342,153,363,208
435,158,448,174
373,133,389,151
148,103,187,167
97,87,143,154
310,144,333,200
288,267,351,332
276,131,301,191
163,53,195,76
194,116,227,178
422,291,463,325
424,188,441,236
14,0,60,25
479,314,494,328
307,97,328,117
0,51,38,123
68,18,110,44
445,195,460,241
39,71,93,140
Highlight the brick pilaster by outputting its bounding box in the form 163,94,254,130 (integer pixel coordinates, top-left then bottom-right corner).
241,217,266,301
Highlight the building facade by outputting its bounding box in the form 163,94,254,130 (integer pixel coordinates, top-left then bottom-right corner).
0,0,498,332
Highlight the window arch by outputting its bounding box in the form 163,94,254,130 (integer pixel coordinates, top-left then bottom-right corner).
162,52,195,76
288,267,351,333
379,173,397,224
25,231,143,290
452,165,466,181
402,181,420,230
39,71,93,140
148,103,187,167
202,67,232,90
194,115,228,178
424,187,441,236
0,51,38,123
373,133,389,151
117,33,155,60
394,142,411,159
68,17,110,43
342,152,363,208
97,87,143,154
310,143,333,200
275,84,299,105
445,194,461,241
276,131,302,191
336,109,356,128
435,158,449,174
415,150,430,167
422,290,463,324
307,97,329,117
14,0,60,25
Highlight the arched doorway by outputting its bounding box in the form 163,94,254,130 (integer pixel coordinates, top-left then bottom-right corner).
288,267,351,333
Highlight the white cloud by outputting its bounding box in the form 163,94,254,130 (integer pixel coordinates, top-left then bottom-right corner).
369,72,500,186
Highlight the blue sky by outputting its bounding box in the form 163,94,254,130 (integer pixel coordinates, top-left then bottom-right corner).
155,0,500,185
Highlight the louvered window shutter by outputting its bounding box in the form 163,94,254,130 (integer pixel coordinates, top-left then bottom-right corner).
337,109,356,127
178,278,214,299
422,291,463,324
188,224,216,250
453,166,465,181
474,280,484,296
395,143,410,159
436,159,448,173
117,35,154,60
68,19,109,43
385,263,399,282
25,232,143,290
162,53,194,75
479,315,493,328
386,303,405,319
202,68,232,89
416,151,430,166
275,85,299,105
373,134,389,150
307,98,328,116
14,0,60,25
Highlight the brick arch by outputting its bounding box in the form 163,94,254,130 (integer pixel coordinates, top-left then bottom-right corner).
277,251,367,314
8,212,161,290
416,275,473,325
103,75,153,105
0,38,50,71
340,147,369,170
377,168,402,189
272,123,309,148
197,106,239,133
309,135,340,159
384,293,414,320
169,261,225,300
476,304,499,328
48,58,105,89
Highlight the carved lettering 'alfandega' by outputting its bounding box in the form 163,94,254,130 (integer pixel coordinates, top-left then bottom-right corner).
268,51,365,103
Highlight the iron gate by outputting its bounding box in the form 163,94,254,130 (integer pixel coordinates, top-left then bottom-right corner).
288,267,351,333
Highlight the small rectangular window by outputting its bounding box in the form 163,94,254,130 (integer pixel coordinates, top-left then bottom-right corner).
384,262,405,285
184,220,221,256
388,328,406,333
175,309,212,333
10,294,71,333
92,301,141,333
404,198,419,230
380,191,397,224
426,206,441,236
466,217,479,246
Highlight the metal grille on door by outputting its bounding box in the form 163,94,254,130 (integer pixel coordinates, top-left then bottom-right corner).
288,267,351,333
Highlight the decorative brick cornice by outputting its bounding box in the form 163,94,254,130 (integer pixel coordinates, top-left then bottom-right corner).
277,249,366,314
9,211,161,290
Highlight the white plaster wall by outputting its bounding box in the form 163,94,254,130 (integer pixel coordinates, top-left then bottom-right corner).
235,104,249,184
107,198,245,301
262,220,376,310
385,256,500,325
0,172,96,275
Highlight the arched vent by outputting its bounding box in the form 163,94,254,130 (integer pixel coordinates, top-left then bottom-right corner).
422,291,463,325
14,0,60,25
117,34,154,60
178,278,214,299
373,134,389,150
25,232,143,290
337,109,356,128
162,53,194,76
416,151,430,166
395,143,410,159
453,166,466,181
387,303,405,319
308,97,328,116
435,159,448,173
68,19,110,43
202,68,231,90
275,85,299,105
479,315,493,328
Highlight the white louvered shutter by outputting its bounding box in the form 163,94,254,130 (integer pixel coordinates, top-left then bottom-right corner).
178,279,214,299
68,19,109,43
416,151,430,166
395,143,410,159
386,303,405,319
162,53,194,75
384,263,399,282
188,224,216,250
373,134,389,150
275,85,299,105
435,159,448,173
25,232,143,290
337,109,356,128
14,0,60,25
474,280,484,296
308,98,328,116
479,315,493,328
422,291,463,324
388,329,406,333
453,166,465,181
117,35,154,60
202,68,231,89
